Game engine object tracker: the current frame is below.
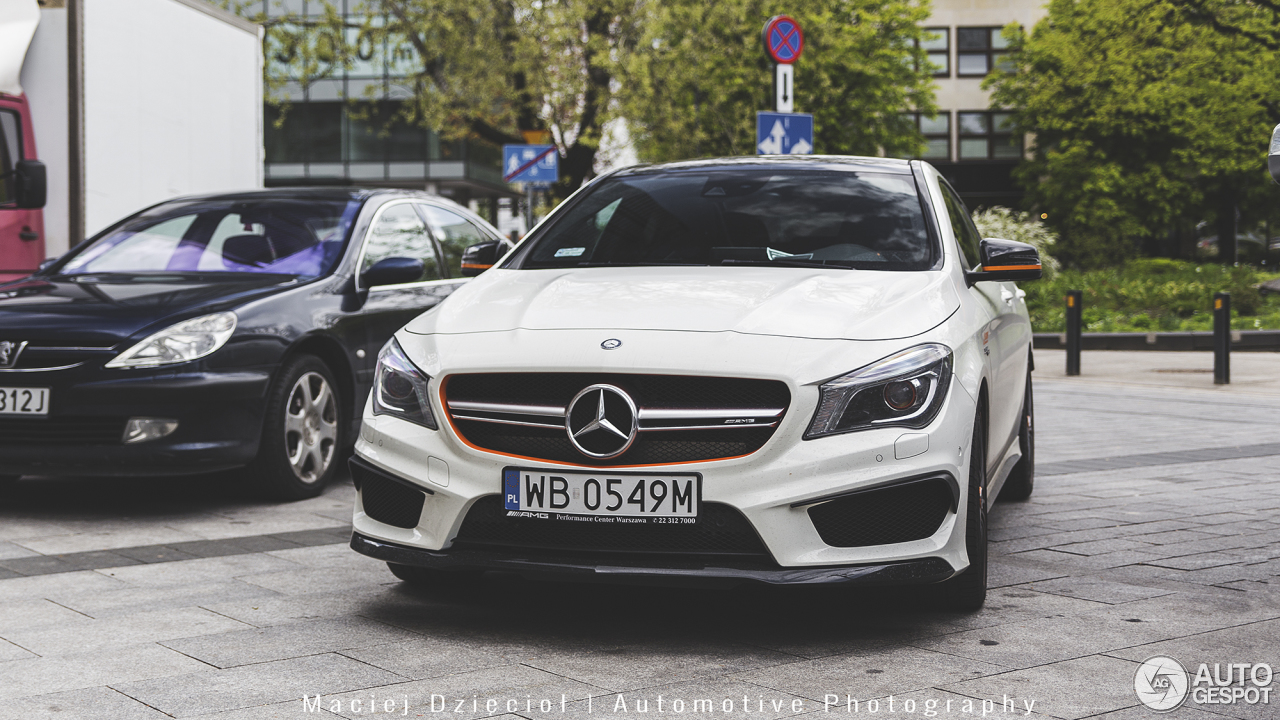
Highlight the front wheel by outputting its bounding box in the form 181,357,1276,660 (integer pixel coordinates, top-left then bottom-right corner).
935,415,988,611
1000,371,1035,501
251,355,344,501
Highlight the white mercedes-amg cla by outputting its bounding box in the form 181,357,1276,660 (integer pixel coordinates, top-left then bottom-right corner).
348,156,1041,610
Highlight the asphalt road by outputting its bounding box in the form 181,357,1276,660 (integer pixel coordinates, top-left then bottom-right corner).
0,351,1276,720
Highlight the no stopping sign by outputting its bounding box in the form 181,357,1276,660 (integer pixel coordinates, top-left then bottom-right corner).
763,15,804,64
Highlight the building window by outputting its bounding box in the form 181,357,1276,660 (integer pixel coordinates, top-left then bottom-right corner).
918,28,949,77
906,112,951,161
956,27,1013,77
957,111,1022,161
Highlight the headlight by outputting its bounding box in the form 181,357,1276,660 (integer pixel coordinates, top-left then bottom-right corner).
805,343,952,439
105,312,237,369
372,337,437,429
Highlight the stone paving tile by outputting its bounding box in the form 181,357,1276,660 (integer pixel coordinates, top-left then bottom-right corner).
884,687,1053,718
731,646,1007,703
0,644,209,700
112,653,404,718
185,699,343,719
987,560,1070,588
237,566,388,596
0,542,39,561
198,585,424,627
50,579,282,619
0,606,252,657
15,527,209,556
161,616,414,668
0,638,37,662
1105,617,1280,667
339,635,523,681
316,663,601,720
0,569,127,603
95,553,303,587
1026,576,1174,604
0,686,174,720
939,654,1141,720
0,598,92,633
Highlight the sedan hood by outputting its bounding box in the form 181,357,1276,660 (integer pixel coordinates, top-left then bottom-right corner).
408,266,959,341
0,273,296,346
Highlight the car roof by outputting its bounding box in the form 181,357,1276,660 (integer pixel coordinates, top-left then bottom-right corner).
156,187,450,204
613,155,914,177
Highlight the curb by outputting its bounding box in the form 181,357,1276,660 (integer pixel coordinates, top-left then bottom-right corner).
1033,330,1280,352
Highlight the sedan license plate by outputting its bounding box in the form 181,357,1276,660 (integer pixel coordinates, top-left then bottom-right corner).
0,387,49,416
503,468,699,523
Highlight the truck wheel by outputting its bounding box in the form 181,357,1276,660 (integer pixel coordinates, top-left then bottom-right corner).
1000,371,1035,501
935,415,988,612
252,355,343,501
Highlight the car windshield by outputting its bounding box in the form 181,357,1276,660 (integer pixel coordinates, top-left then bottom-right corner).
57,197,362,279
518,167,935,271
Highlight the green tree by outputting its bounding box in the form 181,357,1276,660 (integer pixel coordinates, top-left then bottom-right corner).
987,0,1280,267
623,0,938,161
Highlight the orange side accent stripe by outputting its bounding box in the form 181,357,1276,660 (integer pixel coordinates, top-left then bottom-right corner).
438,376,759,469
984,264,1042,272
460,263,493,270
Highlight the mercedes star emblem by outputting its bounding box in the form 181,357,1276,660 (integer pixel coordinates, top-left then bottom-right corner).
601,338,622,350
565,384,638,459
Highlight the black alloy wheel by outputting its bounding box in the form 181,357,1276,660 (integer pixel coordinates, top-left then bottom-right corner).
935,413,988,611
1000,370,1035,501
252,355,344,501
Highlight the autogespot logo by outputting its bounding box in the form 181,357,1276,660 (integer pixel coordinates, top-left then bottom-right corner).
1135,656,1190,712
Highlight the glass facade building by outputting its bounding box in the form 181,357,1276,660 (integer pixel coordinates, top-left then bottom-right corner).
251,1,511,207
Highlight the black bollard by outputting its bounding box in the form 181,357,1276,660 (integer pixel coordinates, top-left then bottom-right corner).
1214,292,1230,385
1065,290,1082,376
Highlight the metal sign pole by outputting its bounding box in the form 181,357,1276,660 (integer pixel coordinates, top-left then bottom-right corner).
525,185,534,233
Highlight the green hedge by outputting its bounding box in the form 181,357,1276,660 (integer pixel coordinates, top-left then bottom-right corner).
1022,259,1280,332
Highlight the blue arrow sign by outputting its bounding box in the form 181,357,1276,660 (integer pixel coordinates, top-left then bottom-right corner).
756,112,813,155
503,144,559,185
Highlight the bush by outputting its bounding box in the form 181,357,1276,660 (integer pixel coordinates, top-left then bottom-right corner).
1022,259,1280,332
971,207,1061,277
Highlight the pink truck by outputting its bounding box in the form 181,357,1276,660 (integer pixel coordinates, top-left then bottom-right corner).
0,69,46,281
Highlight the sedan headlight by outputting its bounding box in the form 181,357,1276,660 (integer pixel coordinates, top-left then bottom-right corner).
372,337,437,429
105,312,237,369
805,343,953,439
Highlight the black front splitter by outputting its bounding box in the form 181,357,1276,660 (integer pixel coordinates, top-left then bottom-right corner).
351,532,957,587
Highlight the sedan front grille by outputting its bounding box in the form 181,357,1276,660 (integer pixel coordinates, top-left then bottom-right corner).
443,373,790,466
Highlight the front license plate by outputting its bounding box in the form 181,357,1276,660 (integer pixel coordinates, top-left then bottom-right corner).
0,387,49,416
503,467,700,523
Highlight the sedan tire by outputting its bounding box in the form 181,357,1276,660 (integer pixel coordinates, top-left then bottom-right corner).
999,371,1035,501
935,415,988,611
252,355,344,501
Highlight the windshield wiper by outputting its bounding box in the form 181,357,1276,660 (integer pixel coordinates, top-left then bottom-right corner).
718,258,852,269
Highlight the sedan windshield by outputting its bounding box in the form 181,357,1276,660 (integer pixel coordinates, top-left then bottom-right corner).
519,168,935,271
58,197,361,279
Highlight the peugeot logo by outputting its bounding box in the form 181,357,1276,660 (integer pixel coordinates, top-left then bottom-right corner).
601,338,622,350
565,384,638,459
0,341,26,369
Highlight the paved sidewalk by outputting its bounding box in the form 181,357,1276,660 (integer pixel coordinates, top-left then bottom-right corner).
0,359,1276,719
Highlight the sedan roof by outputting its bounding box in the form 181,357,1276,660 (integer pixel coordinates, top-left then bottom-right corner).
615,155,914,177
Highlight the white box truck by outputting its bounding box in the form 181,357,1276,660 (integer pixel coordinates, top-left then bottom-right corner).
1,0,263,280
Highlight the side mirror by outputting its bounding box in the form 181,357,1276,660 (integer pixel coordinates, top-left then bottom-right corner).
460,241,501,277
37,258,57,273
966,238,1042,286
1270,123,1280,185
361,257,424,288
15,160,46,209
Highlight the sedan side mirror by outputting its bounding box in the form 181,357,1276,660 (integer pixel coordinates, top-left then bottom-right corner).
1269,123,1280,185
37,257,58,273
15,160,46,209
361,257,424,288
460,241,502,277
966,238,1042,286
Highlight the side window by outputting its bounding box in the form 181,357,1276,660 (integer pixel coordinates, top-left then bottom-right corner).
361,203,443,285
0,110,21,205
939,181,982,269
419,204,491,277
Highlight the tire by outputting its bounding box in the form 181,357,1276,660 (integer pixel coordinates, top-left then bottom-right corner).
999,371,1035,501
935,414,988,612
251,355,344,501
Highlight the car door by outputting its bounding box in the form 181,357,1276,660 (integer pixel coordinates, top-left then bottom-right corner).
938,181,1018,469
354,200,465,377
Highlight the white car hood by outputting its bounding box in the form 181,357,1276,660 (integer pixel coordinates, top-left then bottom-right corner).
407,266,959,341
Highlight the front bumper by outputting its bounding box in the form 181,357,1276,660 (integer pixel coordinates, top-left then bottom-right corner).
0,368,272,476
352,531,957,587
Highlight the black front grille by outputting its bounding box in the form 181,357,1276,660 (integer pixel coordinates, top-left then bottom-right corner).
0,417,126,445
454,495,771,560
445,373,790,465
356,464,427,529
807,476,954,548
